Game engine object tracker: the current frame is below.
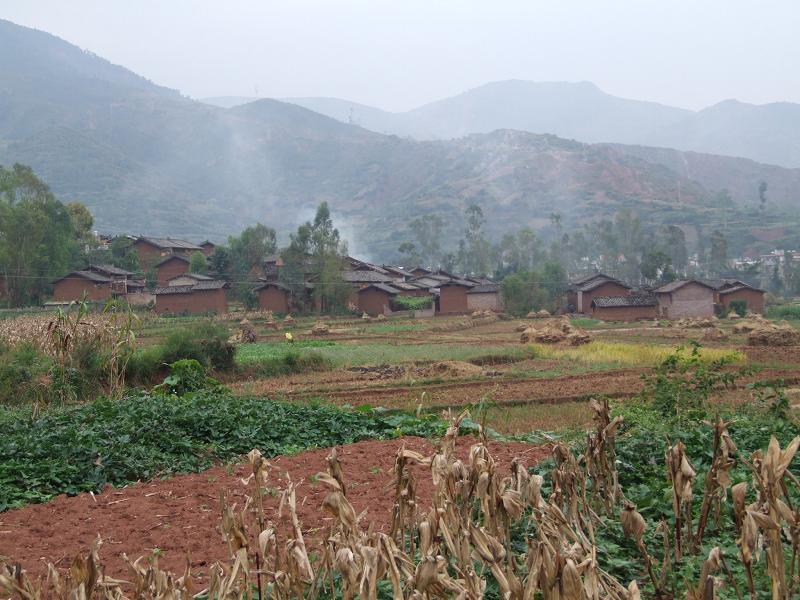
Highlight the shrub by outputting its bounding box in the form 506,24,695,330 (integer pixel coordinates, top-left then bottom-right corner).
392,295,433,311
766,303,800,319
127,322,235,384
728,298,747,316
250,350,330,377
0,343,50,405
153,359,219,396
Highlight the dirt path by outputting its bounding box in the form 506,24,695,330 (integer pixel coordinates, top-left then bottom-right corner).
0,437,547,581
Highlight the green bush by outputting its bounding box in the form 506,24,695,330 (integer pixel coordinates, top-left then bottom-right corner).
153,359,220,396
392,295,433,311
728,298,747,316
0,343,50,405
250,350,331,377
766,303,800,319
126,322,235,383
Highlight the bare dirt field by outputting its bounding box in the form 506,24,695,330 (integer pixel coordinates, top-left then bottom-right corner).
0,437,546,581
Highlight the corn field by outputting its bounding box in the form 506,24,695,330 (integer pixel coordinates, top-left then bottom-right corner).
1,401,798,599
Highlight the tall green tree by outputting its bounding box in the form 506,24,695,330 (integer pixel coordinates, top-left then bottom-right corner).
407,214,444,267
0,164,78,306
282,202,349,312
500,270,548,316
659,225,688,275
709,230,729,275
189,251,208,274
228,223,277,276
462,203,492,275
227,223,277,306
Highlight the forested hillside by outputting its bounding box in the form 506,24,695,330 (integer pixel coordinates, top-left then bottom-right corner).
1,19,799,261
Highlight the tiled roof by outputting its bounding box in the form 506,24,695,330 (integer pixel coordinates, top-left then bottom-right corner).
341,270,393,283
254,281,290,292
578,277,630,292
441,278,476,288
193,280,229,290
411,277,443,288
53,270,112,284
392,281,426,291
359,283,401,295
381,265,411,278
89,264,134,277
137,237,203,251
154,285,194,295
592,294,657,308
155,279,228,294
654,279,715,294
719,284,766,295
154,254,190,267
468,283,500,294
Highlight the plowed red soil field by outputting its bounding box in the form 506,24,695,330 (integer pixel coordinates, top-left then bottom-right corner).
0,437,547,581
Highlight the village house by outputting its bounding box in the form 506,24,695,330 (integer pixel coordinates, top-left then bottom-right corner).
52,270,116,302
590,294,658,321
155,254,191,286
132,237,203,267
154,280,229,315
51,264,144,303
653,279,716,319
707,279,766,314
199,240,216,257
467,282,503,312
167,273,214,287
437,279,476,314
567,273,632,314
254,281,291,313
356,283,401,316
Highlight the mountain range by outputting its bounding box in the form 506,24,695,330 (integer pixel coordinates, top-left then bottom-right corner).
1,18,799,261
206,81,800,169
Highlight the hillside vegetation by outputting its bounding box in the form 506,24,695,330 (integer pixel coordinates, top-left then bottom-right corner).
1,19,799,260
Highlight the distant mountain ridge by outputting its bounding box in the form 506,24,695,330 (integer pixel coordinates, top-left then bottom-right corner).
202,80,800,168
1,18,799,261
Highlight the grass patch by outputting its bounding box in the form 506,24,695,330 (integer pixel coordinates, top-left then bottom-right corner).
528,341,743,367
0,390,450,510
236,340,336,363
766,303,800,319
238,341,534,369
481,401,593,435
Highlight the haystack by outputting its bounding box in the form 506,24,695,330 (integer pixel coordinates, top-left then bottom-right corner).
264,320,280,331
521,316,590,345
375,314,387,321
733,320,760,334
311,322,330,336
702,328,728,341
239,319,258,343
284,314,295,325
416,360,483,378
727,312,741,320
362,312,371,320
747,323,800,346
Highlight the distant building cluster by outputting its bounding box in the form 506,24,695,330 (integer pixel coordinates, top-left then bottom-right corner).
48,235,503,316
567,273,765,321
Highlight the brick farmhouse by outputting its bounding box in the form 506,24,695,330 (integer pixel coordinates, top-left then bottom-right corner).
132,237,204,267
254,281,291,313
653,280,716,319
591,294,658,321
155,254,191,286
52,265,145,303
154,280,229,315
567,274,632,314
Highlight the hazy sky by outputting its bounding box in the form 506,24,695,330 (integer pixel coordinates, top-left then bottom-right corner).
2,0,798,111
